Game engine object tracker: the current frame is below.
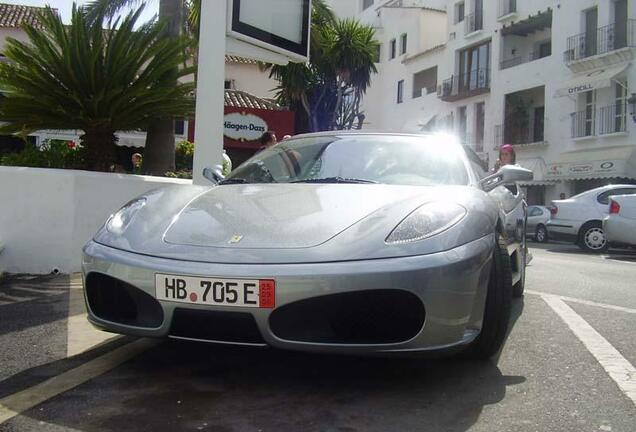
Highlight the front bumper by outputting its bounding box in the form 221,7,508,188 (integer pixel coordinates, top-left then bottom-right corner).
82,235,494,355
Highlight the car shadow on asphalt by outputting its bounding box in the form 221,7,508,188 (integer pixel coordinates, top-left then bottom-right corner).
14,301,528,432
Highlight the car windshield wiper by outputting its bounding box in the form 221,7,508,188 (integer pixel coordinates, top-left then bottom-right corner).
219,178,249,185
292,176,377,184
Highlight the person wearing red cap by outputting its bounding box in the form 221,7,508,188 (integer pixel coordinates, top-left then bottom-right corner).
494,144,516,171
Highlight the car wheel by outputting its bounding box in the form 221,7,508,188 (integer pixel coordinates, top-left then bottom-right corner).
465,234,513,360
535,225,548,243
578,221,608,253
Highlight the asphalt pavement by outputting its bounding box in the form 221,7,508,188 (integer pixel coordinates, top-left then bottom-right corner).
0,243,634,432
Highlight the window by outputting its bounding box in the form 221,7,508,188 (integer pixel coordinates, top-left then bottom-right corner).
597,188,636,205
615,80,628,133
390,39,396,59
362,0,374,11
412,67,437,98
224,80,234,90
537,40,552,59
584,90,596,136
529,207,543,217
374,44,382,63
397,80,404,104
175,120,186,136
225,135,471,186
475,102,485,152
459,41,491,92
584,7,598,57
400,33,408,55
455,2,465,23
533,107,545,142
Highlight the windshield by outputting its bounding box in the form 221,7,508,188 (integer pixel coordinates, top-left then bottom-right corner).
223,135,470,186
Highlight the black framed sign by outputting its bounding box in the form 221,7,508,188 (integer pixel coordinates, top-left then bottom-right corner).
228,0,311,62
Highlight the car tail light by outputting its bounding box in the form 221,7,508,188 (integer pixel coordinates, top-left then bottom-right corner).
609,200,621,214
549,205,558,216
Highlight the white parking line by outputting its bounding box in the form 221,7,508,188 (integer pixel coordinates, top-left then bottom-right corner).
542,295,636,408
0,338,158,425
526,290,636,315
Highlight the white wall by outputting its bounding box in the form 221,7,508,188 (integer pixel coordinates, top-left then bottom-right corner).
0,167,191,275
0,28,30,51
225,63,278,99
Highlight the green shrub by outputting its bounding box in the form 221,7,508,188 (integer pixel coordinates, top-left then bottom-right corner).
165,169,193,179
1,139,84,169
175,140,194,171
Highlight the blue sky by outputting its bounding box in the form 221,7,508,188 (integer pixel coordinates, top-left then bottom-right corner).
3,0,159,24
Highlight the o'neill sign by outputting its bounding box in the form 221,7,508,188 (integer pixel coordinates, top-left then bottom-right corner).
224,112,268,142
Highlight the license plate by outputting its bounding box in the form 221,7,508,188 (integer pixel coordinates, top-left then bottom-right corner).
155,274,275,308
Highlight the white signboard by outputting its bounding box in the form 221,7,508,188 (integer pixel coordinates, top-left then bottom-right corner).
228,0,311,62
547,160,624,179
224,112,269,141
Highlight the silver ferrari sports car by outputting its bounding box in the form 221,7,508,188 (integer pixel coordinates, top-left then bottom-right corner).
82,132,532,359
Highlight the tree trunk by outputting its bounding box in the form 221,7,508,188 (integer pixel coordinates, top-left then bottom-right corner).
81,128,117,172
331,79,345,130
144,118,177,175
143,0,183,175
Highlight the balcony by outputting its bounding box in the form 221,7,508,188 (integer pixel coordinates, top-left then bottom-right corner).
494,122,545,148
572,105,628,138
500,46,551,70
564,20,636,71
498,0,517,19
438,68,490,102
465,11,483,36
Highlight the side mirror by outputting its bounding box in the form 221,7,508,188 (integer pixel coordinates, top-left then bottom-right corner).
480,165,533,192
202,165,225,185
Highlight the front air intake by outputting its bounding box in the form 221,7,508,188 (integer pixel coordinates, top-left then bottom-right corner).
269,289,425,344
85,273,163,328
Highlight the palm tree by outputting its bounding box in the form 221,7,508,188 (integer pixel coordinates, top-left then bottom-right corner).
267,6,378,132
0,5,194,171
85,0,184,175
321,19,377,130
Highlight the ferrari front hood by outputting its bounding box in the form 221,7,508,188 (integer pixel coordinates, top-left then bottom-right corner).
163,184,423,249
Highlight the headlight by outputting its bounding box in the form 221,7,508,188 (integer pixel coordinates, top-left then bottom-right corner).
106,198,147,235
386,202,467,244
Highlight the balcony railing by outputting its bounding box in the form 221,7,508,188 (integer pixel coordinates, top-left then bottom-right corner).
599,104,627,135
571,104,628,138
500,46,552,70
438,68,490,101
498,0,517,18
465,11,483,34
571,110,595,138
494,120,544,147
564,20,636,63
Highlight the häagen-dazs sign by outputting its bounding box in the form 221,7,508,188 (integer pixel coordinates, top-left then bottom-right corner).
224,112,268,141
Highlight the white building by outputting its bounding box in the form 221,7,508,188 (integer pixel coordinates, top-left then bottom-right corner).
335,0,636,204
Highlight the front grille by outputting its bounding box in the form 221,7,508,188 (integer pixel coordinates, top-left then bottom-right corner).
170,309,265,344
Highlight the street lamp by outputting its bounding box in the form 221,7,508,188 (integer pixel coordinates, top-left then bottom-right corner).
628,93,636,123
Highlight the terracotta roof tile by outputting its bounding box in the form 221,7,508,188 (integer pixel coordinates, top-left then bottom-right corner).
225,89,283,111
0,3,52,29
225,55,259,65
